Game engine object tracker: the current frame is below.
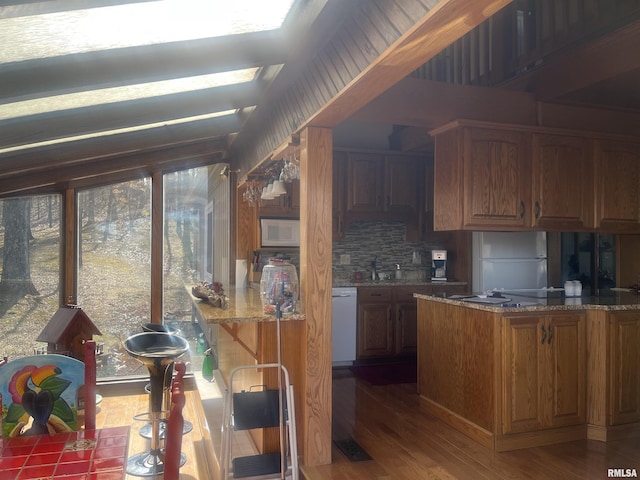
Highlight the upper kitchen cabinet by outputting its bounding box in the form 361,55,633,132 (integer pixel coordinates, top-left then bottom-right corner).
594,139,640,233
531,134,594,231
259,179,300,218
346,152,384,213
343,150,420,226
333,151,346,240
431,120,640,233
431,122,531,231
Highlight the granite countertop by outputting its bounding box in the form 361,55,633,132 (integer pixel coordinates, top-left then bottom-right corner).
189,286,305,324
333,279,467,288
415,291,640,312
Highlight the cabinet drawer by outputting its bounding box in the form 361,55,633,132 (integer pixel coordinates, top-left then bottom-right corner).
394,286,431,301
357,287,392,302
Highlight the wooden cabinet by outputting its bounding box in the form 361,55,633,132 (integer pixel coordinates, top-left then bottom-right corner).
385,155,420,214
594,139,640,233
462,127,531,229
357,285,458,360
357,287,394,359
531,133,594,230
346,153,385,213
432,119,640,232
502,312,586,435
332,151,346,240
608,311,640,425
259,179,300,217
344,151,420,220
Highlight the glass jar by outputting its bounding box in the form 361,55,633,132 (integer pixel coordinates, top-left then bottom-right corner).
260,258,299,314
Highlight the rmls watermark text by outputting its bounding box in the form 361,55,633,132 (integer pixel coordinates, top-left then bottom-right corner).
608,469,638,478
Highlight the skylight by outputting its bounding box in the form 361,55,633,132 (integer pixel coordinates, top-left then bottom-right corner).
0,68,259,121
1,0,295,63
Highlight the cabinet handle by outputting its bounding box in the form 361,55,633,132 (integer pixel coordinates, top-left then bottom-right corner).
541,324,546,344
547,325,553,345
535,201,541,219
520,200,525,219
370,293,382,297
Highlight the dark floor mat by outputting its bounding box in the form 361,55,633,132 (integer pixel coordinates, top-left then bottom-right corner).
334,438,373,462
349,361,417,385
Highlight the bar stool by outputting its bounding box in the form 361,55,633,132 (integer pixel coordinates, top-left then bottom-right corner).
124,332,189,477
138,324,193,440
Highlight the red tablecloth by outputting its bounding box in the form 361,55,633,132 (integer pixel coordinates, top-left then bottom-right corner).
0,426,130,479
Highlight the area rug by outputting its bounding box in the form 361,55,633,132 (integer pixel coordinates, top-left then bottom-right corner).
349,361,417,386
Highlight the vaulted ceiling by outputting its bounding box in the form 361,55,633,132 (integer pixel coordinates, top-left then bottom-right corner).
1,0,640,196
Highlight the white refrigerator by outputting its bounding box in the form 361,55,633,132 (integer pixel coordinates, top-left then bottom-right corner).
472,231,548,293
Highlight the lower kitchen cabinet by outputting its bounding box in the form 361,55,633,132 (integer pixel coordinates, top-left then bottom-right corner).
501,312,586,435
357,285,459,361
587,309,640,441
357,287,394,359
609,311,640,425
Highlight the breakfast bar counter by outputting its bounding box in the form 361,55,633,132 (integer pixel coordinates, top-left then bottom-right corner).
188,286,306,459
415,292,640,451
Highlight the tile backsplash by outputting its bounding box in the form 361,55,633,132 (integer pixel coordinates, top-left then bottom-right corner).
333,221,444,282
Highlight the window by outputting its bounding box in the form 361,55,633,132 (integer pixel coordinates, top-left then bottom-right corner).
77,180,152,378
163,169,209,296
0,195,61,360
0,166,220,380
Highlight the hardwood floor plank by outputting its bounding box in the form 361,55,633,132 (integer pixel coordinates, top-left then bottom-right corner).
300,369,640,480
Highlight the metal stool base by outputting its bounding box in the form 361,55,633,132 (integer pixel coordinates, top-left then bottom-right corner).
139,420,193,439
126,451,187,477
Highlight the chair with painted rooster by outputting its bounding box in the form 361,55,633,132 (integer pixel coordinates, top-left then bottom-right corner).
0,341,96,437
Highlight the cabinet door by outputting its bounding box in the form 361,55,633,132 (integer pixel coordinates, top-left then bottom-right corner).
346,153,384,212
532,134,594,230
357,302,394,359
502,313,586,434
545,313,586,428
595,140,640,232
385,155,418,213
333,152,346,240
463,127,531,229
609,311,640,425
393,286,430,356
502,316,546,434
395,301,417,355
259,180,300,217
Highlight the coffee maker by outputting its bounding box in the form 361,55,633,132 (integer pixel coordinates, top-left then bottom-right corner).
431,250,447,281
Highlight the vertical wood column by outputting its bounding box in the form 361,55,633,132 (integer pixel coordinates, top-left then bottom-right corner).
63,188,76,304
299,126,333,466
151,172,163,323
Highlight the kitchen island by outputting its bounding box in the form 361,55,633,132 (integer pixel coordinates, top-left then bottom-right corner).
189,286,306,456
415,292,640,451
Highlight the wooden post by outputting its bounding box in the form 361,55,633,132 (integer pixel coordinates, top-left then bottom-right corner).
84,340,97,431
299,126,333,465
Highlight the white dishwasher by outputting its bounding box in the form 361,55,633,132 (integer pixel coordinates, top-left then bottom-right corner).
332,287,357,366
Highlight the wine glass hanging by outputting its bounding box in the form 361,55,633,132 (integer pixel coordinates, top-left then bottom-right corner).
282,152,300,182
242,180,262,207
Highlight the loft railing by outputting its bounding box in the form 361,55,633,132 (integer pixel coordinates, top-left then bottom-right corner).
412,0,640,87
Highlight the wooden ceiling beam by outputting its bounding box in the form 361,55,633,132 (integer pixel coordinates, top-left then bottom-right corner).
305,0,513,128
351,77,538,129
353,77,640,139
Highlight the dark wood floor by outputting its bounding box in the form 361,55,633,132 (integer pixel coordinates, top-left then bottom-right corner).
300,368,640,480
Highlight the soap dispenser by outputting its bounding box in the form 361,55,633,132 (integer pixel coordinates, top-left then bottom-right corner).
395,263,402,280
